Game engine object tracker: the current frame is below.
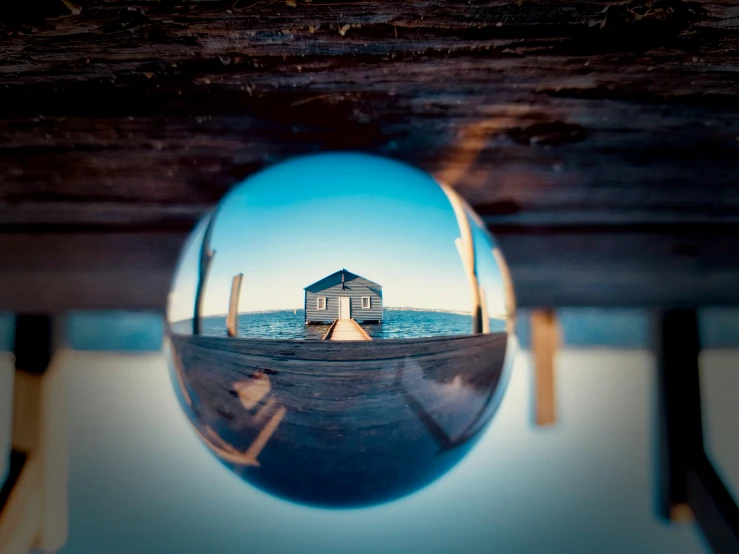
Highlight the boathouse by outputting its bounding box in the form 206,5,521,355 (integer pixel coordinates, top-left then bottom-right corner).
304,269,383,324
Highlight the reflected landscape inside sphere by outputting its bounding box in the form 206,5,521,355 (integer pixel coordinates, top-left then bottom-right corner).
166,152,517,508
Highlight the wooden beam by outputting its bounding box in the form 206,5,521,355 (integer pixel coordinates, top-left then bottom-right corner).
227,273,243,338
654,310,739,553
0,1,738,241
0,231,184,313
530,310,560,426
496,226,739,309
1,225,739,312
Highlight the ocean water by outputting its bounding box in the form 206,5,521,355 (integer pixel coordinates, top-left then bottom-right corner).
171,309,507,340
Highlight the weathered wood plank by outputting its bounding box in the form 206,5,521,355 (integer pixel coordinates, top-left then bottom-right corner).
2,225,739,311
179,331,505,361
1,93,737,226
321,319,338,341
0,0,737,227
168,331,509,505
0,1,738,310
324,319,372,340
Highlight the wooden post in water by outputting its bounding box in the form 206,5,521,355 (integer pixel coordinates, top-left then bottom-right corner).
493,247,516,334
227,273,243,338
440,183,483,334
531,310,560,426
193,212,217,336
479,287,490,334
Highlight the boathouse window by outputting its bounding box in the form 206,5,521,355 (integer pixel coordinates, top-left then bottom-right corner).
361,296,370,309
316,297,326,310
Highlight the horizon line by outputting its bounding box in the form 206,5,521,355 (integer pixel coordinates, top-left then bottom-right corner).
172,306,487,324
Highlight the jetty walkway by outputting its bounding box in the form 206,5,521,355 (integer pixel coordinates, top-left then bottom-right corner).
322,318,373,341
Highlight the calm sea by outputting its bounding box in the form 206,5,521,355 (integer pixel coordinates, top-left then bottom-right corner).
171,309,507,340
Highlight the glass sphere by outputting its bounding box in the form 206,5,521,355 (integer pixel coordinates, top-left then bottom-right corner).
166,152,517,508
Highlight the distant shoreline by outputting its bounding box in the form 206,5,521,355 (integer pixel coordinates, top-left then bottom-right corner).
174,306,477,325
172,308,503,340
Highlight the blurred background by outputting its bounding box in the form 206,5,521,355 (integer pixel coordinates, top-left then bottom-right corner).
3,309,737,554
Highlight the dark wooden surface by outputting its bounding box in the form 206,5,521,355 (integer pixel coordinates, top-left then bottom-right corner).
1,0,739,310
169,331,509,505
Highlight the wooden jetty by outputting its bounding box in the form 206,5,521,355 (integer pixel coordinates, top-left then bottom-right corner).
169,331,509,507
322,319,372,341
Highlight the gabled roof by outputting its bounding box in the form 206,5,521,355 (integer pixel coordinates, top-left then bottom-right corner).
304,269,381,292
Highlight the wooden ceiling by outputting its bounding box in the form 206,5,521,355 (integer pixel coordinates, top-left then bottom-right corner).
1,0,738,311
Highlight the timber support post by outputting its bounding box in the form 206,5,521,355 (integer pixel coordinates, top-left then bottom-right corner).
655,309,739,553
227,273,243,338
440,183,483,335
531,310,560,427
0,314,68,554
193,212,217,336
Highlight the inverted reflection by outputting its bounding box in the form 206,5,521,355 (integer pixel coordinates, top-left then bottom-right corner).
167,152,516,507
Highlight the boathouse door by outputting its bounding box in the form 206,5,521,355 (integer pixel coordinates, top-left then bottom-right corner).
339,297,351,319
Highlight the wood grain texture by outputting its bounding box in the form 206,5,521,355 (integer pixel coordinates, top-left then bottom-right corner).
324,318,372,340
169,331,509,506
0,0,738,309
0,0,737,224
2,225,739,311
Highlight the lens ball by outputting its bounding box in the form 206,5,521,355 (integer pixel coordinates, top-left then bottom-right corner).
166,152,516,508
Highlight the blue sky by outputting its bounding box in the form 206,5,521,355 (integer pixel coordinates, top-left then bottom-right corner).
168,153,506,321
